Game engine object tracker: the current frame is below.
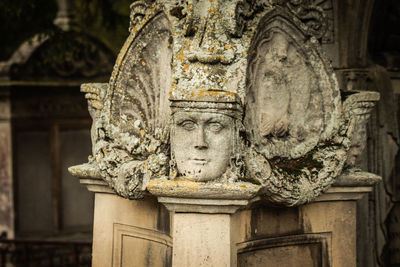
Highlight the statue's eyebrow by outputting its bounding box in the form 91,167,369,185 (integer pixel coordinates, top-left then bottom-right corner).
206,116,230,125
174,114,198,124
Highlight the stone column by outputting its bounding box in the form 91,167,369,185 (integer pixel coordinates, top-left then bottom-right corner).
158,197,249,267
0,88,14,238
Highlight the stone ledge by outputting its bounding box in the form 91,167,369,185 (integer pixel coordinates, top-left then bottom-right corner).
158,196,254,214
147,178,259,200
333,169,381,186
70,163,380,204
316,186,374,202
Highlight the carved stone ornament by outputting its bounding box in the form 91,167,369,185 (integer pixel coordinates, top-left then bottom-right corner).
69,0,380,206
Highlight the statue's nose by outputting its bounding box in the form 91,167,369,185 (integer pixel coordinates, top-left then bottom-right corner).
194,127,208,150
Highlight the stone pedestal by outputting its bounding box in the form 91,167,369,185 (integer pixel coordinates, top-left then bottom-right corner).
159,197,250,267
84,173,376,267
172,213,232,266
91,193,172,267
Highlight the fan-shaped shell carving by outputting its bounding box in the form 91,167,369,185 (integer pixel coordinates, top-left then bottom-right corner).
92,12,172,198
108,13,172,134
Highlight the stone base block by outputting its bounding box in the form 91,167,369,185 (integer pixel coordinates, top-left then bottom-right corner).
91,194,171,267
91,186,371,267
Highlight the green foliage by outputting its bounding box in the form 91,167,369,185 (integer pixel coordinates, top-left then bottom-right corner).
0,0,58,60
72,0,131,54
0,0,131,61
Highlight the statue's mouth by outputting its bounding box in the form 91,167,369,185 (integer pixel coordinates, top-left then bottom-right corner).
191,159,208,165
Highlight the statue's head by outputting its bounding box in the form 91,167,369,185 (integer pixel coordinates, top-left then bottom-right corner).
170,91,242,182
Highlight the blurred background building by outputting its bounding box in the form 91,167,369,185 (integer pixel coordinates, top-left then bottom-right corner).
0,0,399,266
0,0,130,265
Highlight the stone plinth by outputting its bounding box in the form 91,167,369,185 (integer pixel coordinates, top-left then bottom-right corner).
172,212,232,266
158,197,250,267
84,171,377,267
91,192,171,267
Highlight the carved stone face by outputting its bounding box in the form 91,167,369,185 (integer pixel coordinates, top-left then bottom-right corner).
171,111,234,181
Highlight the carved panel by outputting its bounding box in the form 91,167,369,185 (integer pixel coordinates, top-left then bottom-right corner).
112,223,172,267
237,233,331,267
245,8,340,159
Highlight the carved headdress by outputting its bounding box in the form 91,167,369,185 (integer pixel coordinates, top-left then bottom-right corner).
169,90,243,119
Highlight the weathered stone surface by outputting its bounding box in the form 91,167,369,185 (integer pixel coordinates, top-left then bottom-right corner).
147,179,259,200
0,114,13,238
87,187,369,267
172,213,231,266
90,194,171,267
69,0,381,206
0,91,13,238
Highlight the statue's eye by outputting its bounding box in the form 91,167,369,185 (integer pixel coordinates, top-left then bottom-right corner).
208,122,223,133
179,120,196,131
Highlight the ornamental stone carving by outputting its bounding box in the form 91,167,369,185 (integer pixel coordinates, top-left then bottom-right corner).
69,0,380,206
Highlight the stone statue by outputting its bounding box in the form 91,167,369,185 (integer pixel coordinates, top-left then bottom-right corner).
69,0,380,206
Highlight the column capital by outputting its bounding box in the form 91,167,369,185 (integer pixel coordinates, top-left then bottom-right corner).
157,196,253,214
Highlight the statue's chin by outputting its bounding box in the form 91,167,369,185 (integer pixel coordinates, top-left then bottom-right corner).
174,153,231,182
178,165,225,182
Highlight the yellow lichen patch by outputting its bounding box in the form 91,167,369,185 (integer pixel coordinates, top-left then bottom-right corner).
174,49,185,62
225,45,230,50
146,177,260,200
140,130,145,136
141,60,146,66
198,90,235,96
184,40,192,51
184,65,189,71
